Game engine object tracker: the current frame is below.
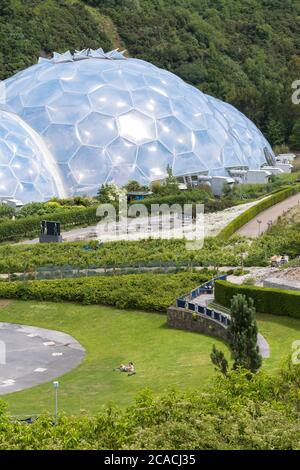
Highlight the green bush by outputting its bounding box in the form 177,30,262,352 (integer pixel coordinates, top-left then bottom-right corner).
215,280,300,319
0,272,210,313
0,237,247,274
219,185,300,240
0,206,99,242
0,365,299,449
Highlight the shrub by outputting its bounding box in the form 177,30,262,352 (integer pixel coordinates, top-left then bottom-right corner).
0,272,210,313
0,206,99,242
215,280,300,319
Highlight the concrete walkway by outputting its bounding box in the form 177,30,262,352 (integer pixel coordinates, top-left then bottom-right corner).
0,323,85,395
191,294,270,358
237,193,300,238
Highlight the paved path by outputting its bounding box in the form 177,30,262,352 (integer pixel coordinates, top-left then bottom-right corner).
190,294,270,358
0,323,85,395
237,193,300,238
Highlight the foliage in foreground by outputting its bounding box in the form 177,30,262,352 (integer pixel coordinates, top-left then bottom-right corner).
0,364,299,450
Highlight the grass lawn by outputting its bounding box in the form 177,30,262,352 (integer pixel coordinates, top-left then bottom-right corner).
256,313,300,372
1,301,299,417
210,302,300,372
0,300,229,416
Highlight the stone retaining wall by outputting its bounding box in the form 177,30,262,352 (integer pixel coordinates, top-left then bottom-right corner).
167,307,228,341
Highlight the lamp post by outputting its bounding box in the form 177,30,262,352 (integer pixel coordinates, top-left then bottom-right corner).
53,381,59,425
257,219,262,236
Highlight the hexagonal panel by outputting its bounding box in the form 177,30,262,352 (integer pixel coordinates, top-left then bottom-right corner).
171,98,207,130
34,175,57,199
0,110,61,202
0,166,18,195
102,68,146,91
15,182,42,203
137,141,174,180
193,130,223,170
20,80,63,107
173,152,208,177
47,93,91,124
132,88,172,119
89,85,133,116
107,165,150,187
78,113,118,147
0,126,9,139
69,146,111,186
107,137,137,165
11,155,39,183
61,71,105,94
0,141,14,164
184,85,213,115
21,106,52,134
157,116,194,154
118,110,156,144
43,124,81,163
144,74,183,99
6,133,35,157
37,62,76,82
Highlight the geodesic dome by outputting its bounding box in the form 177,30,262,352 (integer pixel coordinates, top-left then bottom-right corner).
0,109,64,202
2,48,275,198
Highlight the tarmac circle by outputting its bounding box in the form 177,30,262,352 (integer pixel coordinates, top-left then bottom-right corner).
0,322,85,395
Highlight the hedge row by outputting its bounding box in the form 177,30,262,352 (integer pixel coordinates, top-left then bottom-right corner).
0,272,209,312
215,280,300,319
0,206,99,242
219,185,300,240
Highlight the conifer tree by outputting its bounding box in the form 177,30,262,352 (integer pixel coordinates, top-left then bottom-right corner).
228,294,262,373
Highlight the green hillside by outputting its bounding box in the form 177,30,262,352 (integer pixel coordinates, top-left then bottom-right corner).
1,0,300,145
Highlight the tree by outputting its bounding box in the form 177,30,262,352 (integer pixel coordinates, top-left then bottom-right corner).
123,180,148,192
266,119,285,147
96,183,126,203
165,165,179,190
0,203,15,221
228,294,262,374
210,345,228,375
290,118,300,150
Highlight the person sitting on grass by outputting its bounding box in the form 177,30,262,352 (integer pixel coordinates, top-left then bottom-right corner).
114,361,136,376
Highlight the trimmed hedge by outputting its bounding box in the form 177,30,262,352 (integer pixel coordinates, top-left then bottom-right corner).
0,206,99,242
215,280,300,319
219,185,300,240
0,272,210,313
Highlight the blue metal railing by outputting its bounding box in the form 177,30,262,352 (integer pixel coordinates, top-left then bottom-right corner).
176,275,230,327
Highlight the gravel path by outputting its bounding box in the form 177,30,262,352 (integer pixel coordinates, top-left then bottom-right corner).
237,193,300,238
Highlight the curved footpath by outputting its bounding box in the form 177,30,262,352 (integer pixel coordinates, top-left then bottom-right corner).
193,292,270,358
0,322,85,395
237,193,300,238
